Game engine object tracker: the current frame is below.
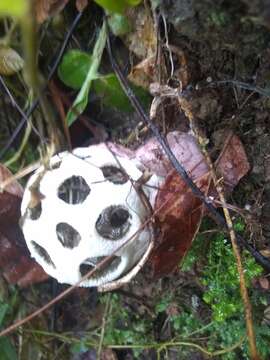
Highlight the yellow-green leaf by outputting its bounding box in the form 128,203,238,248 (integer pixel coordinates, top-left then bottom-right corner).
0,0,27,18
94,0,141,14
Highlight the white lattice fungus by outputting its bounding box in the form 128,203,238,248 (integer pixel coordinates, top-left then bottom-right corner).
21,143,160,288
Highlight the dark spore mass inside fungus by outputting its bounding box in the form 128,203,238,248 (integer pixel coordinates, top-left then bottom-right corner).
58,176,90,204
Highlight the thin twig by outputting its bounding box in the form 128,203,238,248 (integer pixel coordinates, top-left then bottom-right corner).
209,80,270,97
23,327,244,358
0,76,42,140
109,337,245,357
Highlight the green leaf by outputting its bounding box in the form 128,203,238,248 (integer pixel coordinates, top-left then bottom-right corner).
0,337,18,360
66,21,107,126
108,14,131,36
93,73,151,112
0,0,27,17
58,50,93,90
94,0,141,14
233,220,245,232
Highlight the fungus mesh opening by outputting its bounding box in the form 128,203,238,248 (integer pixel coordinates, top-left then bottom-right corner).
95,205,131,240
31,240,56,268
101,165,128,184
58,176,90,204
56,222,81,248
79,256,121,279
28,202,42,220
50,161,61,170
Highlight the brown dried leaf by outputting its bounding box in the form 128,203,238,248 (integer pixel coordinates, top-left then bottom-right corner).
151,171,208,277
128,55,159,89
0,164,48,287
128,46,193,90
3,253,39,284
0,233,20,268
0,191,23,225
0,233,48,287
216,132,250,189
137,132,209,277
258,277,270,290
0,164,23,223
0,46,24,76
34,0,69,24
141,131,250,277
136,131,209,178
17,262,49,287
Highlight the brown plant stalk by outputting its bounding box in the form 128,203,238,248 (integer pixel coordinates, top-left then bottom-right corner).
186,115,259,360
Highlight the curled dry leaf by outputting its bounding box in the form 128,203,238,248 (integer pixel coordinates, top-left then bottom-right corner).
128,46,194,90
152,172,209,276
136,131,209,178
128,55,158,89
34,0,69,24
136,131,210,276
215,131,250,189
0,164,48,287
0,46,24,76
